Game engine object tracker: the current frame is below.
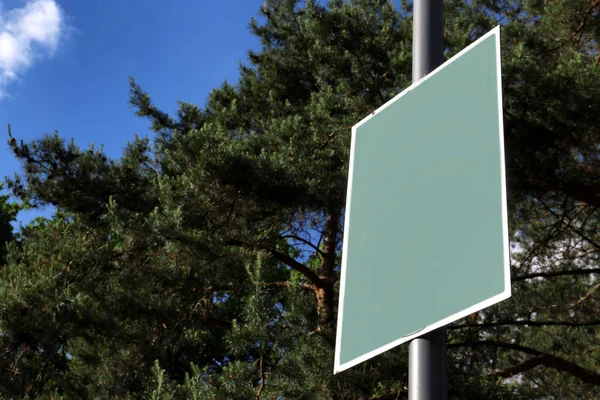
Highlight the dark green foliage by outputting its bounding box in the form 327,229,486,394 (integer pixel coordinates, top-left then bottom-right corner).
1,0,599,398
0,183,19,266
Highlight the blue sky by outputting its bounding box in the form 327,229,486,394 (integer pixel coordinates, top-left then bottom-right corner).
0,0,265,228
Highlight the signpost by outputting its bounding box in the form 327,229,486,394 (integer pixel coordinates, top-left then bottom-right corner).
333,2,511,397
409,1,447,398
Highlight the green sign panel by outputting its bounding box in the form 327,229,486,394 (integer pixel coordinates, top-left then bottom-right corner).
334,27,510,374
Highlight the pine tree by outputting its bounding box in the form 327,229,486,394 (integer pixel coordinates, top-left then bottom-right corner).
0,183,19,267
1,0,599,398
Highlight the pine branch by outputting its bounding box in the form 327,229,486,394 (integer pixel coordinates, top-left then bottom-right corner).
206,281,314,292
573,282,600,306
534,195,600,251
269,249,327,289
514,268,600,281
280,234,324,256
448,340,542,356
450,319,600,330
263,281,314,291
492,354,600,385
449,340,600,386
224,238,326,288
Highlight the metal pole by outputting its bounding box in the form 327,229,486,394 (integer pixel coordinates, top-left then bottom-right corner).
409,329,447,400
411,0,444,82
409,0,447,399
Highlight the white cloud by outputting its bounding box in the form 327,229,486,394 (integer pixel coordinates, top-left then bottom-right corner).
0,0,64,99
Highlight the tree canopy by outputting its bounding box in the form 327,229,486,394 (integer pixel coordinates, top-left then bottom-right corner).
1,0,599,398
0,183,18,267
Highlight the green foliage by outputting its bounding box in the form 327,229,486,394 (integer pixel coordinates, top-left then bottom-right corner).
1,0,600,398
0,183,19,266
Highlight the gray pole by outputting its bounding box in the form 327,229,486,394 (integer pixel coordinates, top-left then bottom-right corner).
411,0,444,82
409,0,447,399
409,329,447,399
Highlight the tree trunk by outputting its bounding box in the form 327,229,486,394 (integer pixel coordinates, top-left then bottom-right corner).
316,208,340,331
